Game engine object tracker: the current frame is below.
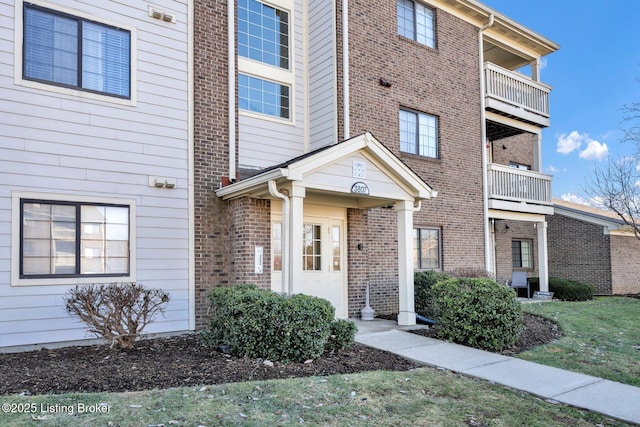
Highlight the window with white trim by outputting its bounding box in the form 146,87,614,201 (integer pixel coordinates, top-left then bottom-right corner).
397,0,435,48
237,0,292,120
400,109,438,158
239,74,290,119
23,3,131,98
512,239,533,269
238,0,289,69
20,199,130,278
413,227,441,270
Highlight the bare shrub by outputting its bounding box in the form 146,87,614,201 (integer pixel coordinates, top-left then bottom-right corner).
64,282,169,350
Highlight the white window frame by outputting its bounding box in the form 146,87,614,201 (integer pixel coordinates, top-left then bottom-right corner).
237,0,294,123
400,108,439,158
14,0,138,106
11,191,137,286
397,0,435,48
512,239,533,269
413,227,441,270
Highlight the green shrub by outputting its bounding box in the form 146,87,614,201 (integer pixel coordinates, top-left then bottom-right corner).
205,285,350,362
325,319,357,353
432,277,523,351
528,277,595,301
414,271,451,319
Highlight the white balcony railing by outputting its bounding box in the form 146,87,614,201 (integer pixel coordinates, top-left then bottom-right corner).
488,163,552,206
484,62,551,119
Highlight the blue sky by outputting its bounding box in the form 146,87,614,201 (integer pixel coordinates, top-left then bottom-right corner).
481,0,640,204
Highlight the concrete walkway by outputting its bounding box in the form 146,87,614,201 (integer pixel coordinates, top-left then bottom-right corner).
355,318,640,425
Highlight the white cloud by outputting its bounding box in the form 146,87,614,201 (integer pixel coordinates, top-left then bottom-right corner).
561,193,604,207
557,131,585,154
579,140,609,161
561,193,589,205
547,165,558,173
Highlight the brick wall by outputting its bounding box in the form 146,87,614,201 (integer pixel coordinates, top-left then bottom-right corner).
341,0,486,299
610,234,640,294
228,198,272,288
491,133,536,168
193,0,236,328
547,214,612,294
347,208,399,317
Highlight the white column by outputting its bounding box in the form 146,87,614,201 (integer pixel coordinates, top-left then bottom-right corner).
288,184,305,295
530,58,541,82
396,200,416,326
537,221,549,292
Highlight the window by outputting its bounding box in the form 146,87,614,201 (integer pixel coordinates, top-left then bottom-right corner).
23,3,131,98
237,0,292,120
239,74,290,119
413,227,440,269
238,0,289,69
397,0,435,48
303,224,321,271
400,109,438,157
272,222,282,271
20,200,130,278
512,239,533,269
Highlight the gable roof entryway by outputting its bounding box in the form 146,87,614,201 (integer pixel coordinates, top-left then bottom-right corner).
216,132,436,205
216,132,436,326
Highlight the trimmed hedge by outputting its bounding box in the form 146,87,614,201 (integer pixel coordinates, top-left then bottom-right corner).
432,277,523,351
204,284,356,362
414,271,451,319
528,277,595,301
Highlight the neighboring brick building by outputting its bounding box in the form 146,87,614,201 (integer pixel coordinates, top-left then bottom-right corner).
195,0,559,326
549,199,640,295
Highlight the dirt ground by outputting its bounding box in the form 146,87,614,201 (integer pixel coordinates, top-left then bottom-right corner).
0,313,560,396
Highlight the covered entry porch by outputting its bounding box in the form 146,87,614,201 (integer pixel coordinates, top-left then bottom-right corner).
216,133,436,325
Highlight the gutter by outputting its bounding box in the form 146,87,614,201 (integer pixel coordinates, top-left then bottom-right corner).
342,0,350,139
479,14,494,275
228,0,236,182
268,181,290,295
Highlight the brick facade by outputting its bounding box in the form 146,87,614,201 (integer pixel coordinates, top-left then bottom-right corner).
610,234,640,294
193,0,235,328
547,214,612,294
341,1,487,311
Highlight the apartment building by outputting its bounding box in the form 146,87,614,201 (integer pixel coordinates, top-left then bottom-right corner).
1,0,558,350
194,0,559,326
0,0,193,350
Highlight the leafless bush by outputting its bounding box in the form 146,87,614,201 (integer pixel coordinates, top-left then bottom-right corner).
448,267,494,279
64,282,169,350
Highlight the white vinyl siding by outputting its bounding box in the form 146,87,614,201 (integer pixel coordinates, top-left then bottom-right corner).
0,0,191,349
308,0,336,151
238,0,304,170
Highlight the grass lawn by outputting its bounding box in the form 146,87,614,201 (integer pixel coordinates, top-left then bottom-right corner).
520,296,640,387
0,369,628,427
1,296,637,426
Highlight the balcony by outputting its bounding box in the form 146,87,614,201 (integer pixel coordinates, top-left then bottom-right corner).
487,163,553,215
484,62,551,128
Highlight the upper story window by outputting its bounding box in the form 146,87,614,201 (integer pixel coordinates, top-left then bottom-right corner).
20,200,130,278
237,0,292,121
23,3,131,98
400,109,438,158
238,0,289,69
397,0,435,48
239,73,290,119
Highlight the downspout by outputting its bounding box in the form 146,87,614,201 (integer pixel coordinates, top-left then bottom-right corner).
187,0,195,330
342,0,350,139
479,14,494,275
228,0,236,182
268,181,290,295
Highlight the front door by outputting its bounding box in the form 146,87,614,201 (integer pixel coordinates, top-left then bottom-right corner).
271,203,347,318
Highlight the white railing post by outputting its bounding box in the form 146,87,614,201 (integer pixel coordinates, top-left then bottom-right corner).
484,63,551,118
487,164,552,206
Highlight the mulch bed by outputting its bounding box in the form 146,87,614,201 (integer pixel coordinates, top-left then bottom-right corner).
0,313,561,396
